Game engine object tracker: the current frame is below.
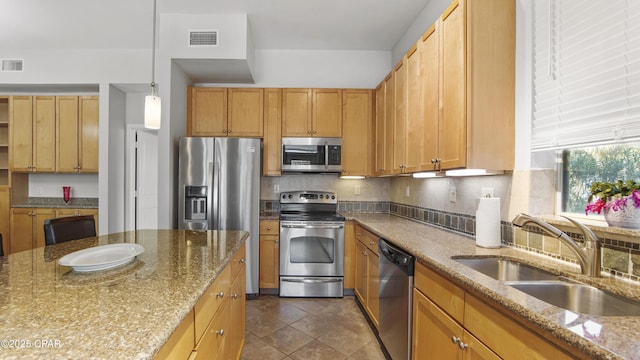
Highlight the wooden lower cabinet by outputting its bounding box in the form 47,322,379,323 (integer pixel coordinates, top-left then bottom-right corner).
343,221,356,289
354,224,379,328
413,289,497,359
155,244,246,360
9,207,55,253
259,220,279,290
413,262,580,360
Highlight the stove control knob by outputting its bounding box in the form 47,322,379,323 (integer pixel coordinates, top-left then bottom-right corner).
282,194,286,199
331,195,335,200
288,194,293,199
319,194,324,199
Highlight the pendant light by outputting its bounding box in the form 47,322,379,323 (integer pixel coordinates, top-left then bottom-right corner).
144,0,161,129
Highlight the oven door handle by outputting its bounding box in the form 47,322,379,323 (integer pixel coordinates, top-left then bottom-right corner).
281,278,343,284
281,224,344,229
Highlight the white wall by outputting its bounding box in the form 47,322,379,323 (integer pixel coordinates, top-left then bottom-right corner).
107,85,126,234
28,174,98,198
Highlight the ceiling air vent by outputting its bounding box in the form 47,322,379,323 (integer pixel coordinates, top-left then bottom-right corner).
189,30,219,47
1,59,23,72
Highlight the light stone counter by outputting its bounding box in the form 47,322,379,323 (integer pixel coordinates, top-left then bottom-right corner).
347,213,640,360
0,229,248,360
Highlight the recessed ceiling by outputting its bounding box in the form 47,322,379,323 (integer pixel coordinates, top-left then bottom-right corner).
0,0,432,51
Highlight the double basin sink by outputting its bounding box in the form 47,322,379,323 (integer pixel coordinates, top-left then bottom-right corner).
454,257,640,316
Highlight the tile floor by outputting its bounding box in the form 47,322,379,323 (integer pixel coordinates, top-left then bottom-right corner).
241,295,388,360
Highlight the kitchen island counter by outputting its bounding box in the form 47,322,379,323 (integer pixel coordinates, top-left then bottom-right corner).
347,213,640,360
0,229,248,360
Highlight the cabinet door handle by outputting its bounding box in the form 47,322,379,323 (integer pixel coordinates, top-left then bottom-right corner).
307,130,312,134
227,130,232,134
266,227,271,230
369,241,375,246
216,291,225,298
451,336,460,344
232,293,239,299
458,342,468,350
216,329,225,336
239,258,245,264
312,130,317,134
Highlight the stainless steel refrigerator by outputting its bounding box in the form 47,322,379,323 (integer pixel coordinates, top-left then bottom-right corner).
178,137,261,296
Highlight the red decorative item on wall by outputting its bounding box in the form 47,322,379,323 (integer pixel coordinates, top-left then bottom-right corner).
63,186,71,203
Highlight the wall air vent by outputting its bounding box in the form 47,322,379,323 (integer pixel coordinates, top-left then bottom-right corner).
1,59,23,72
189,30,219,47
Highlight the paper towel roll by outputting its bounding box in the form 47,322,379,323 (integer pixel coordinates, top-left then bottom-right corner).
475,197,501,248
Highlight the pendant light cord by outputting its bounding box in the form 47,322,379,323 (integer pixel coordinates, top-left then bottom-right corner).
150,0,157,96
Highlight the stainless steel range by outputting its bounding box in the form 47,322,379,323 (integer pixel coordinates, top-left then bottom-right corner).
279,191,345,297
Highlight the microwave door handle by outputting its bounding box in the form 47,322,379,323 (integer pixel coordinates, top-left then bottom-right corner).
325,142,329,170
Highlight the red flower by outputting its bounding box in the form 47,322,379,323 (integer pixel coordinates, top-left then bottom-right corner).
585,198,606,215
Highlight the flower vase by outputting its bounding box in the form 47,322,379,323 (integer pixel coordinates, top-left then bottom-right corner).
603,196,640,229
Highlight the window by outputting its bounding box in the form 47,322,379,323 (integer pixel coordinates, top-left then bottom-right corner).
561,142,640,214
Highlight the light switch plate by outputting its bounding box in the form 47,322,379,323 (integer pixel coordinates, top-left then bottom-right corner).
273,184,279,193
449,184,456,203
355,185,361,195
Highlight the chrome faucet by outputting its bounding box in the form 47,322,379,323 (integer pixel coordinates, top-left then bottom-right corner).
512,213,602,277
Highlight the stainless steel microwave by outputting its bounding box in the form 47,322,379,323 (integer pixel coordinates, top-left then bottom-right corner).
282,137,342,173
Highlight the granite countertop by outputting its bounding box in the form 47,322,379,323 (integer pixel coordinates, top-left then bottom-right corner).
11,197,99,209
0,229,248,360
346,213,640,360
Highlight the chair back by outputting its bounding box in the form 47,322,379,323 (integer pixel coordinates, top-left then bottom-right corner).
44,215,97,246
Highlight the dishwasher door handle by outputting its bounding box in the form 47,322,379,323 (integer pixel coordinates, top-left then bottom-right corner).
281,278,343,284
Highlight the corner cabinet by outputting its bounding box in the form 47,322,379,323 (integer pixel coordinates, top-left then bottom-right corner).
341,90,373,177
420,0,515,172
412,262,581,359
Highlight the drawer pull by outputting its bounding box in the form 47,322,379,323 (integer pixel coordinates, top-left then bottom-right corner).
216,329,225,336
216,291,225,298
232,293,239,299
239,258,245,264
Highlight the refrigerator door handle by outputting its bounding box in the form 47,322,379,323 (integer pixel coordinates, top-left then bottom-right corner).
211,161,219,230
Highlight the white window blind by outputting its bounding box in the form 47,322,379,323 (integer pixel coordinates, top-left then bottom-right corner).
532,0,640,151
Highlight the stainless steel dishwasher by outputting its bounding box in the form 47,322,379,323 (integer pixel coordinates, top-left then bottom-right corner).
378,238,415,360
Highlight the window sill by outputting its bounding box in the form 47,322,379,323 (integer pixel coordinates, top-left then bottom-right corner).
540,214,640,243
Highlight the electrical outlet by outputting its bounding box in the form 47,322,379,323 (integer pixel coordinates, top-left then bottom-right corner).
481,187,494,198
449,184,457,203
273,184,279,193
405,186,410,197
354,185,361,195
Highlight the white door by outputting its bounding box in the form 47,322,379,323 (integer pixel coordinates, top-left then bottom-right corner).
135,130,158,230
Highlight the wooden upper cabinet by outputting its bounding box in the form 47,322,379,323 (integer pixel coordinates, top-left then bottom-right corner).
187,87,264,137
405,45,422,174
32,96,56,172
342,89,373,177
282,88,312,136
439,0,467,170
228,88,264,137
56,96,79,172
57,96,99,173
9,96,33,172
383,74,395,176
419,23,440,172
263,88,282,176
393,58,408,175
312,89,342,137
187,87,228,136
78,96,99,172
374,81,387,176
282,88,342,137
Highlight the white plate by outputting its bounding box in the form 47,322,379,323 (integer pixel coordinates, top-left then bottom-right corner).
59,243,145,273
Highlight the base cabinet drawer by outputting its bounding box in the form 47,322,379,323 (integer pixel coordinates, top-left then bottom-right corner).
194,297,231,360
